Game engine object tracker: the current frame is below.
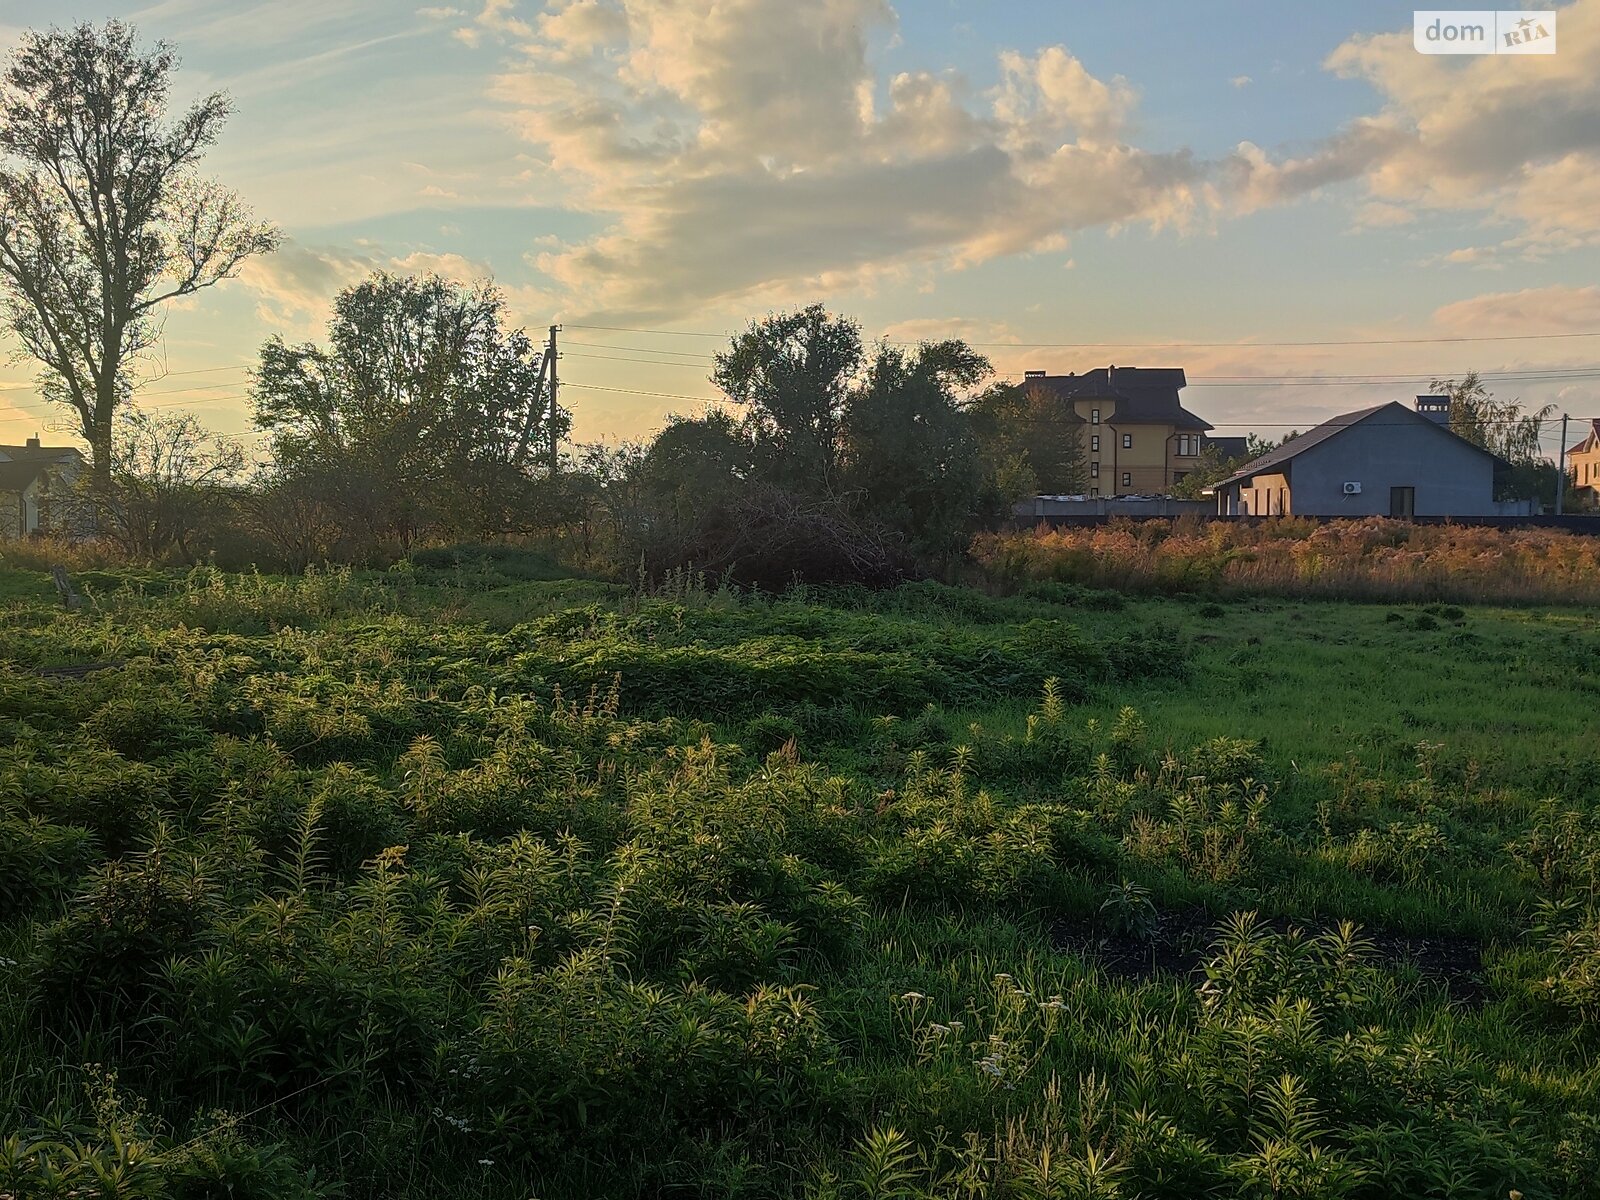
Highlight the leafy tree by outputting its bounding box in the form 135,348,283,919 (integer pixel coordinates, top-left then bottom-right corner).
1170,435,1288,499
1432,372,1555,503
101,407,244,560
0,21,276,489
1431,371,1552,464
713,304,863,494
252,272,564,550
843,340,991,554
1170,447,1236,499
552,441,648,565
637,409,757,523
969,379,1088,497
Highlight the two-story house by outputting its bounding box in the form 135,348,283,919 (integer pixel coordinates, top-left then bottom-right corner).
1566,419,1600,507
1018,366,1214,495
0,436,88,538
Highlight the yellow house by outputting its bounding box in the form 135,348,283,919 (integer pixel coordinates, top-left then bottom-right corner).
1567,419,1600,507
1020,366,1213,495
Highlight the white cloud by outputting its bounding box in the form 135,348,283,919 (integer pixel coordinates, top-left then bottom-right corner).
235,240,496,336
1230,75,1251,88
477,0,1209,318
454,0,535,47
439,0,1600,321
1231,0,1600,250
1432,285,1600,334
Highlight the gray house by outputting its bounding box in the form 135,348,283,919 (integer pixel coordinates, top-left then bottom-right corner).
1213,397,1512,518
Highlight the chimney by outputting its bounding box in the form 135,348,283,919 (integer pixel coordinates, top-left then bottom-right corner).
1024,370,1047,379
25,435,40,449
1415,395,1450,426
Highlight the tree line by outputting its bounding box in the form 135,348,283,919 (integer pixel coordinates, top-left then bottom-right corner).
0,20,1106,581
0,21,1570,580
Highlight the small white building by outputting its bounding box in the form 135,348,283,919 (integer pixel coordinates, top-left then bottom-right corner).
0,437,88,538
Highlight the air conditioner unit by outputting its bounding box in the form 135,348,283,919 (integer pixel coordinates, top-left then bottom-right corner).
1342,481,1362,495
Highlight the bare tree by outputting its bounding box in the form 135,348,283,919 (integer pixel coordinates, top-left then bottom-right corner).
0,21,277,490
100,407,244,560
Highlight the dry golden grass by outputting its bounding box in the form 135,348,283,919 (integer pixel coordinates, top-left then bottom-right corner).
974,516,1600,605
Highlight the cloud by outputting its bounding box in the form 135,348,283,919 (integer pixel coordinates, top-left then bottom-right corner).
454,0,535,47
451,0,1600,321
1230,75,1251,88
879,317,1021,345
476,0,1212,319
235,240,496,336
1230,0,1600,250
1432,285,1600,334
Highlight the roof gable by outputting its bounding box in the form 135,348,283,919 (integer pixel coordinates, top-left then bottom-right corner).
0,459,49,493
1566,419,1600,456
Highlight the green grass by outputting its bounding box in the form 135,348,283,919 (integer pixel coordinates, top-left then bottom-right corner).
3,562,1600,1199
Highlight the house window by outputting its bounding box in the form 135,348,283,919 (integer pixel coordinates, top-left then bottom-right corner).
1177,434,1197,456
1090,435,1099,452
1389,486,1415,519
1173,471,1187,484
1121,433,1132,449
1090,462,1099,478
1090,488,1099,497
1091,409,1100,425
1121,472,1131,487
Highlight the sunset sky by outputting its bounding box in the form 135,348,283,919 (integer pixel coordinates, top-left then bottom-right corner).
2,0,1599,454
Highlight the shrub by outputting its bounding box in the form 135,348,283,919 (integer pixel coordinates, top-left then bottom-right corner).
974,518,1600,606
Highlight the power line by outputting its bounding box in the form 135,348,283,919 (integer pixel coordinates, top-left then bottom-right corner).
565,350,711,369
561,348,1600,388
554,381,1594,427
565,321,1600,349
564,339,715,359
564,340,1600,381
0,392,252,421
559,382,726,403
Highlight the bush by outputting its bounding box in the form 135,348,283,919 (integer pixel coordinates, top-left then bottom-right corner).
975,517,1600,606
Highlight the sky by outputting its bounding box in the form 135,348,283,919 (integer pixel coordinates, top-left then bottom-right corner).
2,0,1600,457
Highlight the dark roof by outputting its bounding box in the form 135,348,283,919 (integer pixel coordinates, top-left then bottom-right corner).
1217,401,1501,488
1022,366,1213,431
0,459,48,493
0,442,82,464
1203,435,1250,460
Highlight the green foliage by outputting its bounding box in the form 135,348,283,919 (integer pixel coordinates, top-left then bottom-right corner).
2,569,1599,1198
252,272,567,553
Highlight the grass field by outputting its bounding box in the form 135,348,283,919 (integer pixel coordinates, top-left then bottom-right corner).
4,553,1600,1198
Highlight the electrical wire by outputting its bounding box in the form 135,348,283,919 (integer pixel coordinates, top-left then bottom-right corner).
565,321,1600,349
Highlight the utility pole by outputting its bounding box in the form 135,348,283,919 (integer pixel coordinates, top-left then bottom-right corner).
1556,412,1569,515
547,324,561,478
